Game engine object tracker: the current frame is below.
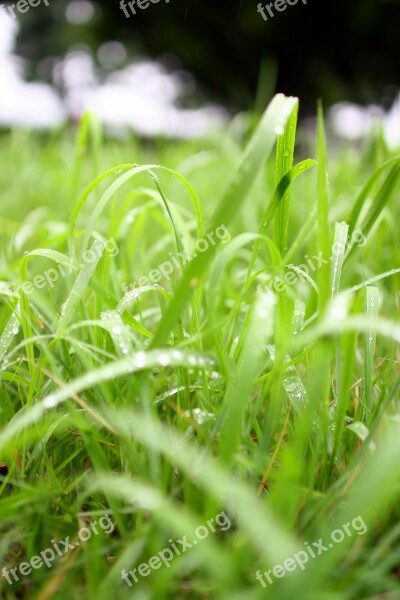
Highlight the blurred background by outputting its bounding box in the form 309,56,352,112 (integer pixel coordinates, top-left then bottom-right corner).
0,0,400,140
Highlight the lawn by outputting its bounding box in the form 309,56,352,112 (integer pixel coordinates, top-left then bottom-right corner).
1,95,400,600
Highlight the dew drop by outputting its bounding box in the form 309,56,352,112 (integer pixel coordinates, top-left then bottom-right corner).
158,353,171,367
134,351,146,368
43,395,58,409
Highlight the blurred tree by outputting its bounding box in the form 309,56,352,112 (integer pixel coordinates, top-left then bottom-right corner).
13,0,400,110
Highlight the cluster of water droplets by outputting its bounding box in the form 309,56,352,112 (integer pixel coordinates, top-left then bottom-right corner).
0,306,20,366
267,344,309,412
326,291,352,323
292,299,306,336
255,288,276,340
117,284,165,314
182,407,215,426
131,349,215,372
100,309,132,356
331,222,349,297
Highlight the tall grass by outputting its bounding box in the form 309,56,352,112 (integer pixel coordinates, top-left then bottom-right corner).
1,95,400,599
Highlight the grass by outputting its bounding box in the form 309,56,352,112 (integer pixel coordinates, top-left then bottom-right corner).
1,94,400,600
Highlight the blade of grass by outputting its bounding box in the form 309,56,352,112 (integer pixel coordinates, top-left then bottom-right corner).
151,94,299,348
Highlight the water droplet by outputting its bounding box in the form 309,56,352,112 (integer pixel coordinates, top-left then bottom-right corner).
284,382,298,393
43,395,58,409
134,351,146,368
172,350,183,361
183,408,214,425
158,353,171,366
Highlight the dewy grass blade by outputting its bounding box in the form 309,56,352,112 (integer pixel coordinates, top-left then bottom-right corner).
330,222,349,435
266,345,309,414
274,100,298,256
56,240,104,335
229,159,316,353
0,350,216,452
331,222,349,298
364,286,379,415
18,249,76,376
0,305,20,366
248,159,316,276
292,299,305,335
220,288,276,462
306,103,333,475
272,102,299,374
99,310,133,357
151,93,298,348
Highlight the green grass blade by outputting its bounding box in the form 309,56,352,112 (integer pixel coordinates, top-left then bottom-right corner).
56,240,104,335
348,156,400,235
364,285,379,415
151,94,299,348
274,100,298,255
316,102,331,317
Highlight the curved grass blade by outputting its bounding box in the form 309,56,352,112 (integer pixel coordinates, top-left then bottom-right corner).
151,94,299,348
348,156,400,236
346,161,400,263
56,240,104,335
0,349,216,453
80,165,203,252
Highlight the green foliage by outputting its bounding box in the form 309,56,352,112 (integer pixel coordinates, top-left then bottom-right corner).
1,98,400,599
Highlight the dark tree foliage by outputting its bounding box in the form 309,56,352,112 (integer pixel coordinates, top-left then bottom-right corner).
14,0,400,110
